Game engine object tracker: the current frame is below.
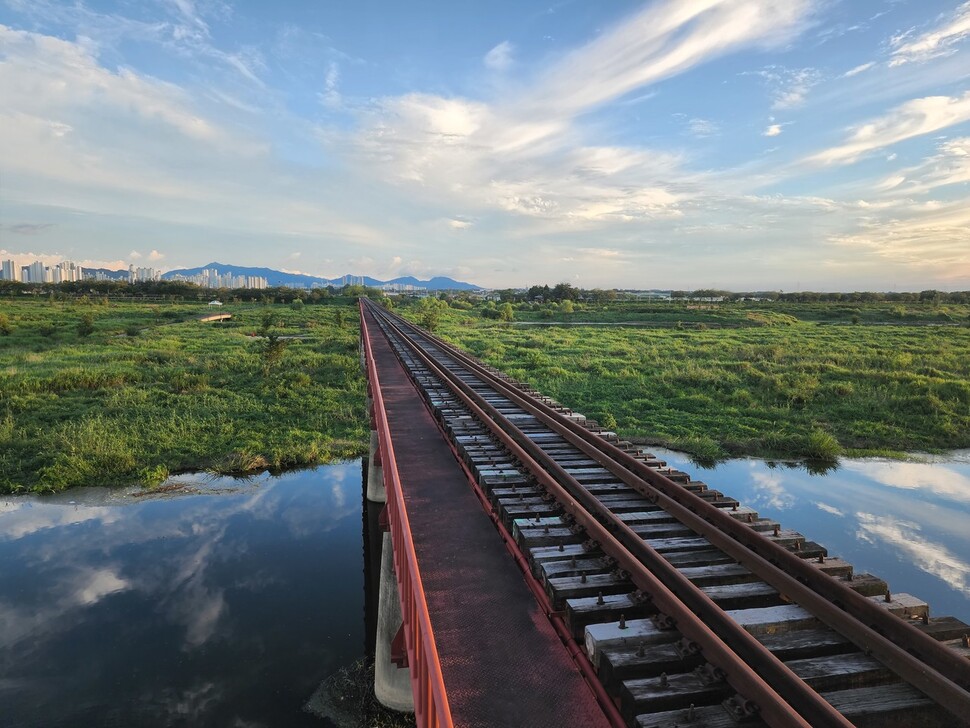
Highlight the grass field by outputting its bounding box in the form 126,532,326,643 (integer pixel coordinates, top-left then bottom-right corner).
399,299,970,464
3,294,967,492
0,297,367,493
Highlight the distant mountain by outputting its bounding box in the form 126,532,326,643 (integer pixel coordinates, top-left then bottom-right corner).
83,267,129,280
385,275,477,291
162,262,330,288
160,262,480,290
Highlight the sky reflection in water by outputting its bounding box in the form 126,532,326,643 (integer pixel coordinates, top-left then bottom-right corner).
654,449,970,623
0,462,363,728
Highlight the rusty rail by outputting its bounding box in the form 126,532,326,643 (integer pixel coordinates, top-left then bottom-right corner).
385,305,970,721
366,298,970,726
365,300,844,728
360,302,454,728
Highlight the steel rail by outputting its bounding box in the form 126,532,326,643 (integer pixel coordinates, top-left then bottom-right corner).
367,301,849,728
404,359,629,728
360,303,454,728
371,300,970,725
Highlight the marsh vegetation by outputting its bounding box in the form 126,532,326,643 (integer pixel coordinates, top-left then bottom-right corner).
0,297,367,493
398,297,970,465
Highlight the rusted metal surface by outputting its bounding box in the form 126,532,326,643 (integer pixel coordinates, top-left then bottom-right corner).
420,378,628,728
360,304,454,728
365,301,843,728
362,302,614,728
426,327,970,722
365,298,970,727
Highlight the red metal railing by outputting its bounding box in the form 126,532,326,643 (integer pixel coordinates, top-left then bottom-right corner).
360,302,454,728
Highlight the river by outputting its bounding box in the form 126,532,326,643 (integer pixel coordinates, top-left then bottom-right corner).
1,451,968,725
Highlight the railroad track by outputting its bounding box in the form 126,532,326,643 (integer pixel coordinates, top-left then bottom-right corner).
361,299,970,728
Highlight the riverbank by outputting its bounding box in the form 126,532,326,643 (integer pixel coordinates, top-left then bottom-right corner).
0,299,367,493
397,299,970,464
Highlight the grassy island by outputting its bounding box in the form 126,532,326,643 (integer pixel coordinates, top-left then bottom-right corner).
397,298,970,465
0,297,367,493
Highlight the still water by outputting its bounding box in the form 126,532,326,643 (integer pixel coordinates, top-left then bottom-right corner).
653,448,970,625
2,452,969,726
0,462,366,727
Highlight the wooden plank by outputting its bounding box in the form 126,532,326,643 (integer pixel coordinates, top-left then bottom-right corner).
724,604,820,636
868,592,929,618
676,563,758,587
786,652,893,691
565,593,648,639
700,581,781,610
636,704,765,727
758,627,854,661
585,618,679,669
822,683,946,728
599,641,704,692
548,573,633,609
620,670,732,720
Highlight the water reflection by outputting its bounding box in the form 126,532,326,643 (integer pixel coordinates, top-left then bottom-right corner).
0,462,364,727
655,448,970,623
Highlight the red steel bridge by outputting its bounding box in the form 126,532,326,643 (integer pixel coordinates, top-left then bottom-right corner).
358,298,970,728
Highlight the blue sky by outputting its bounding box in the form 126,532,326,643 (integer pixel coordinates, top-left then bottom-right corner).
1,0,968,290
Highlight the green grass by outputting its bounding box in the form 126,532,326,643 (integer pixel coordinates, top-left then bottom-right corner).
397,299,970,465
0,298,367,493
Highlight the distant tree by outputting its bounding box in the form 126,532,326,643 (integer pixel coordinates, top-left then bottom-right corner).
418,297,447,331
499,303,515,321
77,313,95,337
561,299,574,314
0,313,11,336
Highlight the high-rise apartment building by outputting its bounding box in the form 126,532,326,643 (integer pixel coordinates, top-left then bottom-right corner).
0,260,20,282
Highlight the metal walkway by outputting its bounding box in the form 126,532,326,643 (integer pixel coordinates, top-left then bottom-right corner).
362,304,612,728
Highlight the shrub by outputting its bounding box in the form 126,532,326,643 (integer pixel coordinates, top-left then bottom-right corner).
77,313,95,337
805,429,841,460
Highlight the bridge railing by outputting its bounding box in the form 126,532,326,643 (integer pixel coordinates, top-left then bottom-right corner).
360,301,454,728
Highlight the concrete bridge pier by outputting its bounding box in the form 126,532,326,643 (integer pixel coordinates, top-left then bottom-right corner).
364,391,413,713
374,531,414,712
366,407,386,503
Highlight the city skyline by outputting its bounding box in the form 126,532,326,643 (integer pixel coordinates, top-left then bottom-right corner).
1,1,969,290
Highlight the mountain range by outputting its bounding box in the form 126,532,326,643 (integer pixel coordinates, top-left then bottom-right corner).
143,262,481,290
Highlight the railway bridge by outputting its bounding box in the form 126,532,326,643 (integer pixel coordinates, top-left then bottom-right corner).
358,298,970,728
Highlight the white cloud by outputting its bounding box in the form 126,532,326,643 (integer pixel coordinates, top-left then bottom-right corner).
129,250,143,260
844,460,970,505
855,512,970,598
748,66,821,109
807,91,970,165
319,62,341,109
75,568,129,606
874,137,970,195
343,0,815,234
688,118,720,137
763,123,783,137
148,249,165,262
484,41,513,72
830,196,970,279
530,0,814,118
842,61,875,78
815,502,845,517
890,1,970,66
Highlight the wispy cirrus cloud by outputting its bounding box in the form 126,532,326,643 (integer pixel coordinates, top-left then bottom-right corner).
890,1,970,66
830,197,970,278
747,66,822,109
842,61,875,78
807,91,970,165
484,41,513,72
344,0,815,231
875,137,970,195
856,512,970,598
